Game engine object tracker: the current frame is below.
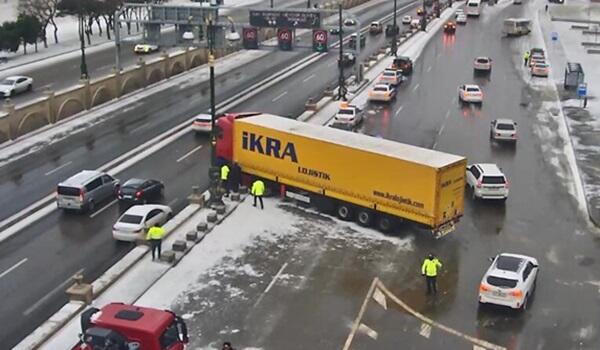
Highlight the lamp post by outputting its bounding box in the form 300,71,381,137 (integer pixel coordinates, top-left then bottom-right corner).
421,0,427,32
391,0,397,56
78,3,88,79
337,3,347,101
207,16,223,207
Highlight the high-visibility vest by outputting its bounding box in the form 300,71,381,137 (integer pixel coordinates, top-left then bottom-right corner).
221,165,230,180
251,180,265,196
421,258,442,277
146,226,165,240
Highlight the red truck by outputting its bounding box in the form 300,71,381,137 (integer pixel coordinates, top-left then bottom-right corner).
71,303,189,350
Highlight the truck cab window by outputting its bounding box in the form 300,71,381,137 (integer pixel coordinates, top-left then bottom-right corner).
160,322,180,349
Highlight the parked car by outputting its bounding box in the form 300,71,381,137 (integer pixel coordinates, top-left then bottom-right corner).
458,84,483,104
57,170,119,212
402,15,412,25
378,69,404,86
530,62,549,77
349,33,366,49
0,75,33,98
112,204,172,242
490,119,518,142
368,83,397,103
369,21,383,34
465,163,509,200
479,253,539,310
443,21,457,34
191,113,212,133
117,178,164,203
334,103,363,126
391,56,413,75
134,43,159,54
473,56,492,72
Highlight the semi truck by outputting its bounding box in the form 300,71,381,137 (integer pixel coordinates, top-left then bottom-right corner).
216,113,467,237
71,303,188,350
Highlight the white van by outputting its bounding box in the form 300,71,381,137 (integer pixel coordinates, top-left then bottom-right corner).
502,18,531,36
466,0,482,16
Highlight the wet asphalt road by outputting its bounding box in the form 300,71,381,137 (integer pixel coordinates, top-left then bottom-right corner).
160,2,600,350
0,0,418,348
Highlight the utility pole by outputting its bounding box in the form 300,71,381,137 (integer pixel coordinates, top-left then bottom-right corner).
78,2,88,79
207,16,223,207
114,10,121,71
421,1,427,32
270,0,273,8
391,0,397,56
337,4,346,101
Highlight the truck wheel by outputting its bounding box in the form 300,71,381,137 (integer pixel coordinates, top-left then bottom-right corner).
337,204,353,221
356,209,373,227
376,216,394,232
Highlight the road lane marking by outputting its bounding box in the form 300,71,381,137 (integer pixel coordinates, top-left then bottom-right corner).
131,122,150,134
271,91,288,102
432,141,438,149
253,262,288,308
44,161,73,176
0,258,27,280
24,268,84,316
427,65,432,72
412,83,420,92
168,198,179,207
303,74,316,83
89,199,118,219
419,323,432,338
176,144,204,163
395,105,404,116
445,110,451,119
438,122,446,136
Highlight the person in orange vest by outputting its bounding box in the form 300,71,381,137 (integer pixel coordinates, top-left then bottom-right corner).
421,253,443,295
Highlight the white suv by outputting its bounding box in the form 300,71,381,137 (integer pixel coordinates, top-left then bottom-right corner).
479,253,539,310
334,103,363,127
458,84,483,104
473,57,492,72
490,119,517,142
466,163,509,200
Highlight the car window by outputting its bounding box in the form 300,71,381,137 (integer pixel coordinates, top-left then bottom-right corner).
159,321,180,349
487,276,518,288
522,262,533,281
482,176,506,184
17,78,26,83
85,178,103,192
146,209,162,220
101,175,114,184
496,123,515,131
119,214,143,224
1,79,15,85
374,86,388,92
496,255,522,271
476,58,489,64
466,87,480,92
57,186,80,196
470,166,481,179
338,109,354,115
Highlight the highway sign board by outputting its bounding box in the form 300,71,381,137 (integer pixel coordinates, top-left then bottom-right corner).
250,9,321,29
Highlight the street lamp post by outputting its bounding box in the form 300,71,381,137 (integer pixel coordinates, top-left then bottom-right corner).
421,0,427,32
391,0,397,56
78,4,88,79
207,17,223,207
337,4,346,101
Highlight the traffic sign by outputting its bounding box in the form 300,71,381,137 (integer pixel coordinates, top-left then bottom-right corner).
277,28,293,51
578,83,587,98
250,9,321,29
551,31,558,41
312,29,328,52
242,27,258,49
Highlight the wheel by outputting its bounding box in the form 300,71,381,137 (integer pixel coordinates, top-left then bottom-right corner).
356,209,373,227
471,186,477,200
376,216,394,232
87,200,95,212
336,204,353,221
27,84,32,92
9,90,14,97
521,294,529,311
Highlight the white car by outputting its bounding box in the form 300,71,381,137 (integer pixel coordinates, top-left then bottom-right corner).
112,204,172,242
458,84,483,104
134,43,159,54
191,113,212,133
490,119,517,142
473,57,492,72
410,18,421,29
0,75,33,97
530,62,549,77
378,69,403,86
456,14,467,24
479,253,539,310
528,53,545,67
402,15,412,25
368,84,397,103
334,103,363,126
466,163,509,200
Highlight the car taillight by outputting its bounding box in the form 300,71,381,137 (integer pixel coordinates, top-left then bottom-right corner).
136,190,143,198
479,283,490,292
79,189,84,202
476,180,482,188
504,180,510,189
511,289,522,298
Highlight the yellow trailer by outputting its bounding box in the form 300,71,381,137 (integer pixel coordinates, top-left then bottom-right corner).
217,113,466,237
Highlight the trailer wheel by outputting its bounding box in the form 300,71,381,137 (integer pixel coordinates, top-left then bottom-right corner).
337,204,353,221
376,216,394,232
357,209,374,227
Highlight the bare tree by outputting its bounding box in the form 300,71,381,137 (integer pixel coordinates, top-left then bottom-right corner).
18,0,58,47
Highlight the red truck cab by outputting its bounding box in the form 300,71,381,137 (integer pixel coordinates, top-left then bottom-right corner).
215,112,262,162
71,303,188,350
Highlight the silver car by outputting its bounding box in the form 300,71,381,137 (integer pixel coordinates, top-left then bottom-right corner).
0,75,33,97
490,118,517,142
57,170,119,212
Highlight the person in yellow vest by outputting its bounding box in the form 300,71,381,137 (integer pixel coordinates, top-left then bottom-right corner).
251,179,265,210
421,253,443,295
220,164,230,197
146,222,165,260
523,50,530,66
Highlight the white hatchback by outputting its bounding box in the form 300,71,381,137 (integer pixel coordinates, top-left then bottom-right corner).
479,253,539,310
191,113,212,133
490,119,517,142
458,84,483,103
473,57,492,72
466,163,509,200
112,204,172,242
402,15,412,25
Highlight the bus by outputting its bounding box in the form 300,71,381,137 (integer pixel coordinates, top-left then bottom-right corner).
466,0,482,16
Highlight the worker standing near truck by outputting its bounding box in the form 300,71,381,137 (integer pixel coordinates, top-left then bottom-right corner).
251,179,265,209
220,163,231,197
146,222,165,260
421,253,443,295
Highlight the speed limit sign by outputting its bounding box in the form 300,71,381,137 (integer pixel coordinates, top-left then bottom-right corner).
242,27,258,49
312,29,328,52
277,28,293,51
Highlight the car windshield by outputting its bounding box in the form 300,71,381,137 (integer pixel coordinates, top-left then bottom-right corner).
535,63,548,68
119,214,143,224
496,255,522,271
195,116,211,122
1,79,15,85
482,176,506,184
487,276,518,288
383,71,395,76
374,87,388,92
338,109,354,115
496,123,515,130
476,58,489,63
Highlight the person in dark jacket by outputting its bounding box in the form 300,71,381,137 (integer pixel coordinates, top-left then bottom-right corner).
222,342,235,350
230,163,242,193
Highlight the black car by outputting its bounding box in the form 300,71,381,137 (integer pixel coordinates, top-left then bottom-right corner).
117,178,164,203
329,27,344,35
338,52,356,67
392,56,413,75
385,24,400,37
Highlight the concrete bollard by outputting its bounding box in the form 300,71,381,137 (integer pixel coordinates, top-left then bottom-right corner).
172,240,187,252
323,85,334,96
160,251,176,263
186,231,198,241
230,193,241,201
196,222,208,231
65,273,93,304
188,185,205,205
206,212,218,223
215,205,226,215
305,97,318,111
